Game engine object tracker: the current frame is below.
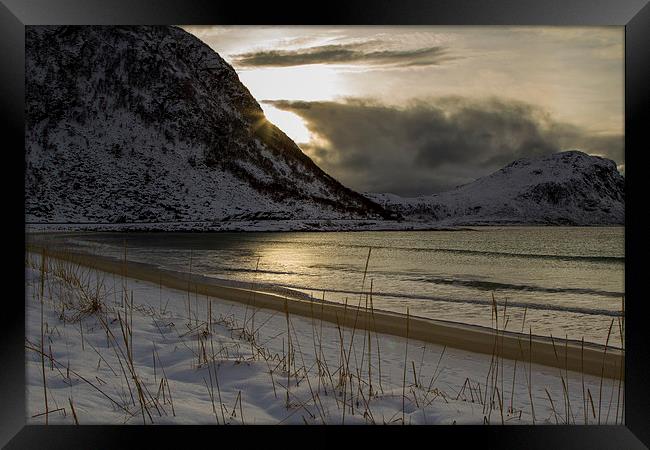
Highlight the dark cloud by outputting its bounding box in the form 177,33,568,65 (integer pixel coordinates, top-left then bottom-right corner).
267,97,624,197
232,42,454,68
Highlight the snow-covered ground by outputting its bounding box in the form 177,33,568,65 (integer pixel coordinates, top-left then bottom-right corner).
25,253,624,425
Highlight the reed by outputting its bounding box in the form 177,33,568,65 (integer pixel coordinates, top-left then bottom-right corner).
39,247,49,424
207,334,224,423
616,296,625,424
402,307,410,425
528,327,536,424
68,398,79,425
581,337,587,424
598,318,614,425
202,375,219,424
284,298,292,408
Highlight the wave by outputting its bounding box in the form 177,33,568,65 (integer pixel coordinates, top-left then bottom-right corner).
405,248,623,263
202,266,623,300
414,276,624,298
267,283,623,318
229,238,623,263
217,267,312,277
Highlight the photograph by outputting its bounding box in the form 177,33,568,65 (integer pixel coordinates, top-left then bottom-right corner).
24,24,626,426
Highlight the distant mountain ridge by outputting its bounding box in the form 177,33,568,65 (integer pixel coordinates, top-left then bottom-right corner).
367,151,624,226
25,25,390,224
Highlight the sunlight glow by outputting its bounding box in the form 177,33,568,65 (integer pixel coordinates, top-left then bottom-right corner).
238,65,345,102
261,103,312,144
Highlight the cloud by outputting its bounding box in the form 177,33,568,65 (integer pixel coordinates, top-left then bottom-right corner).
232,41,455,68
267,97,624,196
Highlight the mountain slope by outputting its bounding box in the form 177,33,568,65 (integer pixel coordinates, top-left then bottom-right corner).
25,26,390,224
368,151,624,225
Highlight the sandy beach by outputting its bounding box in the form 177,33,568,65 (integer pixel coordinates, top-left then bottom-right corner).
26,244,623,380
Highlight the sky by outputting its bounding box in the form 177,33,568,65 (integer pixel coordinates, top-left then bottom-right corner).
183,26,624,197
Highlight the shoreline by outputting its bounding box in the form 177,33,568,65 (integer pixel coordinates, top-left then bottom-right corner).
26,243,624,380
24,220,466,233
24,221,623,233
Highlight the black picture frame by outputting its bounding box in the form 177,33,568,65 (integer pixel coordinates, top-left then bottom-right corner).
1,0,648,448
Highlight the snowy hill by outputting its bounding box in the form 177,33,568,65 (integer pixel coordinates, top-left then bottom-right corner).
367,151,624,226
25,26,390,224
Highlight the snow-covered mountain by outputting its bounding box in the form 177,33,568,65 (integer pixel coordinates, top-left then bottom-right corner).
25,26,390,224
367,151,624,226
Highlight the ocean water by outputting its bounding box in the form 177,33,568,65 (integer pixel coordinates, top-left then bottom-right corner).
33,227,625,347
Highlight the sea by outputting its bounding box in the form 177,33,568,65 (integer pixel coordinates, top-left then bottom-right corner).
30,227,625,347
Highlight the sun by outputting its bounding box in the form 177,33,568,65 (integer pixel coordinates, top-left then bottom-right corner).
235,64,345,145
260,103,311,144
